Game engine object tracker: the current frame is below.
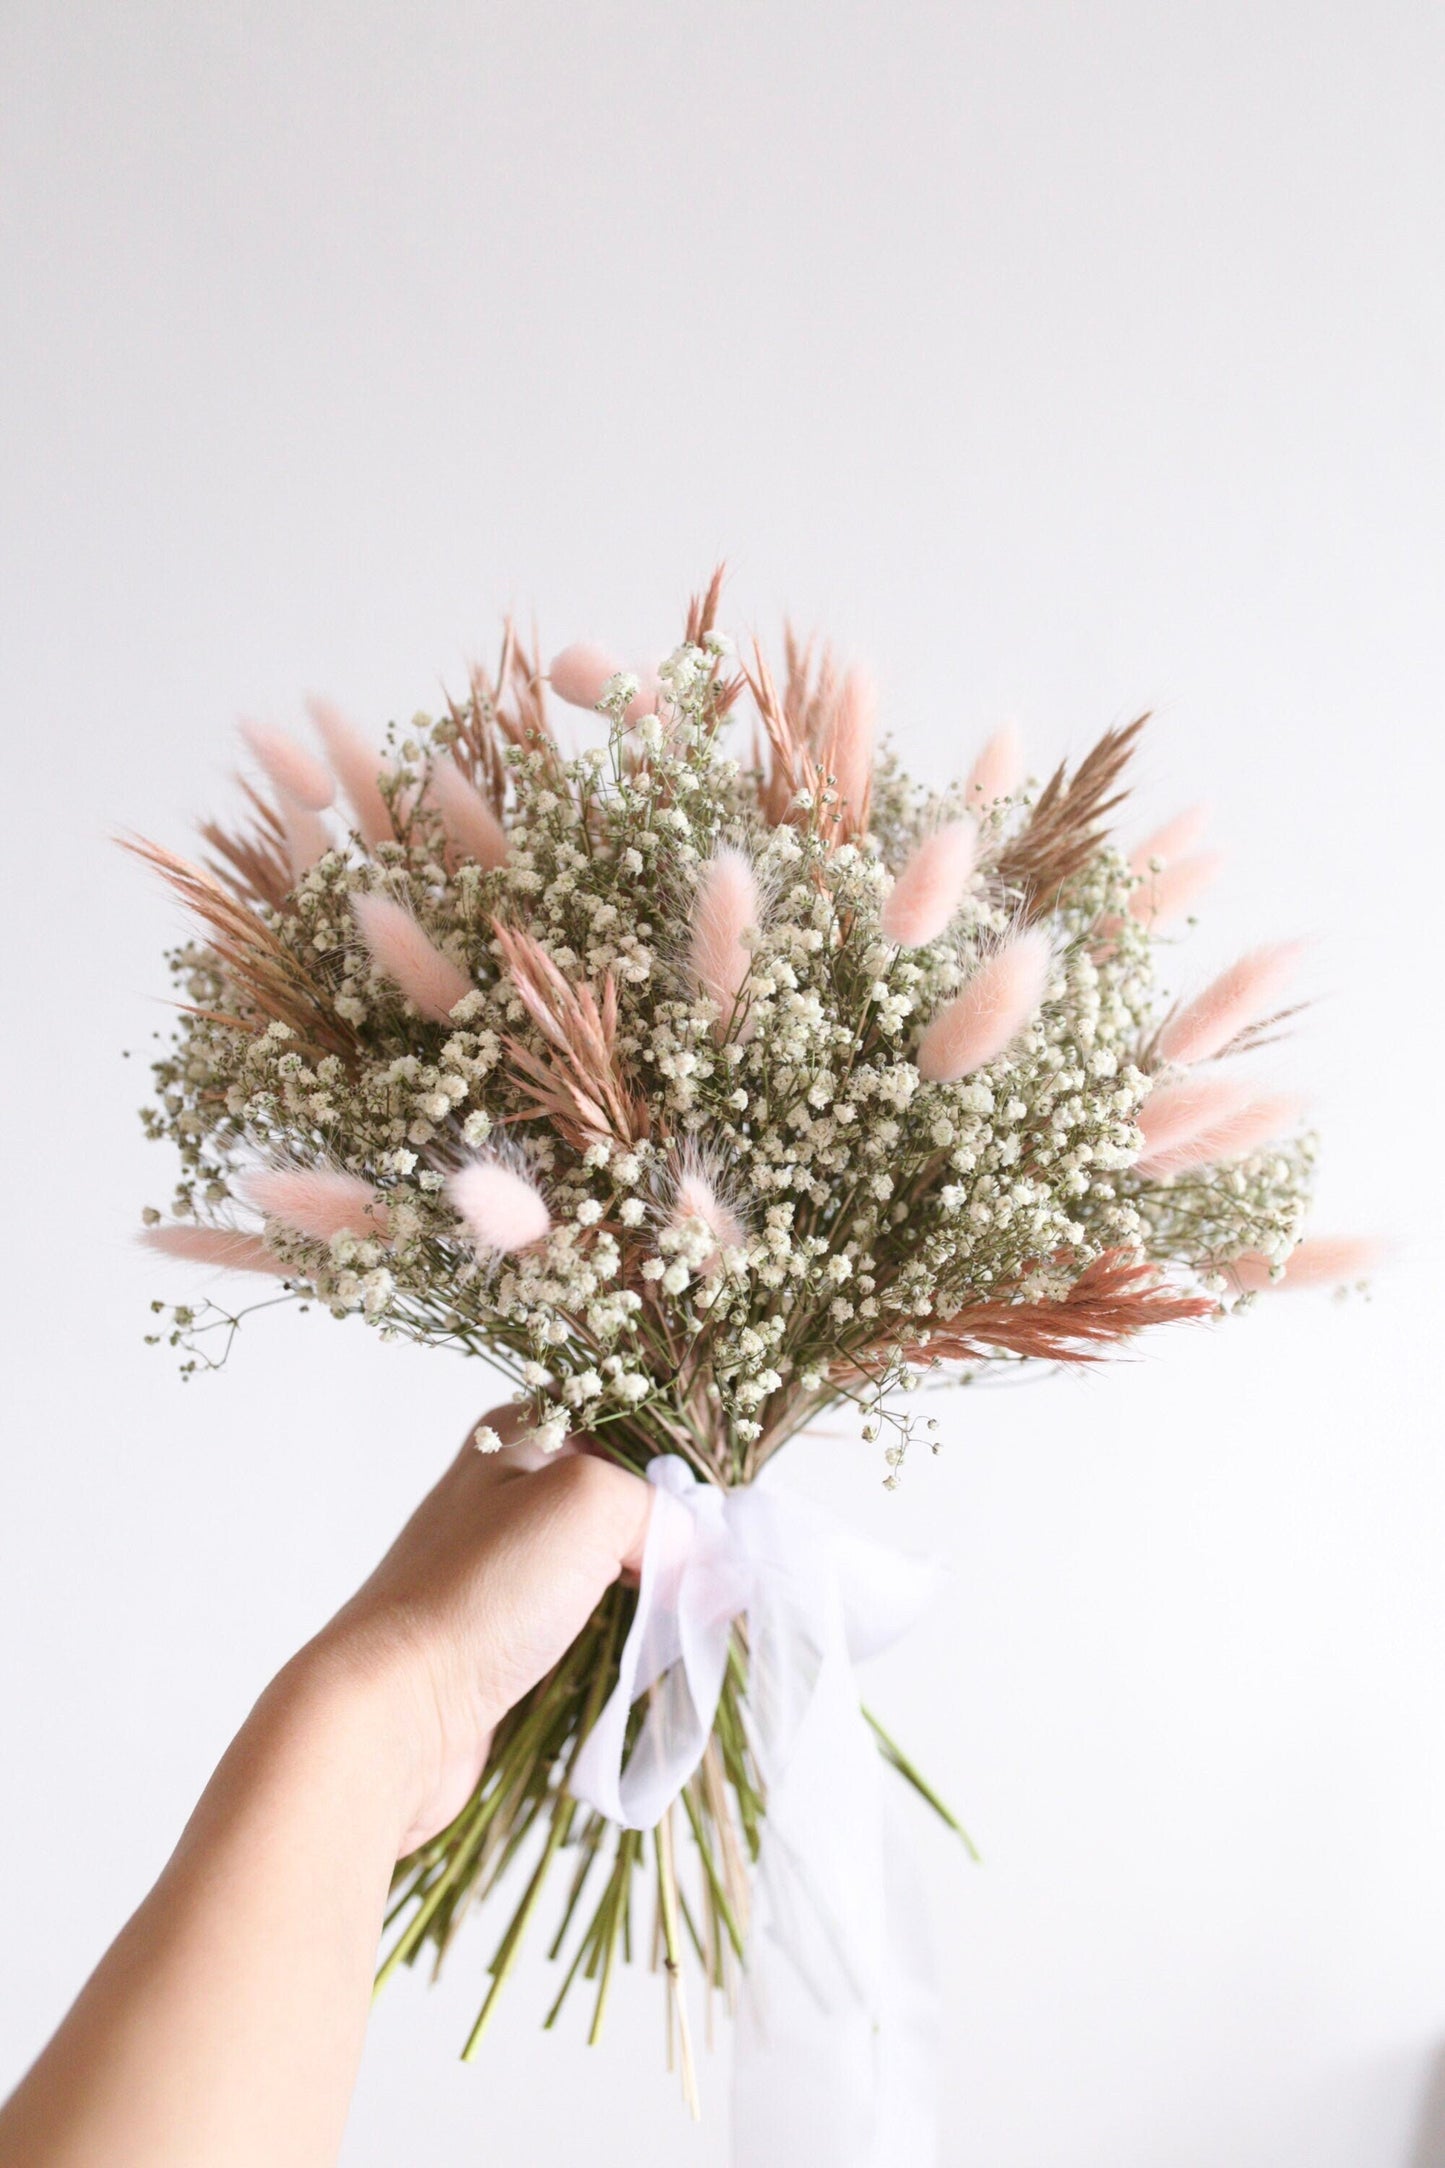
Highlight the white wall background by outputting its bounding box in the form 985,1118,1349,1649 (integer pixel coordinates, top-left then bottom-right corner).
3,6,1443,2163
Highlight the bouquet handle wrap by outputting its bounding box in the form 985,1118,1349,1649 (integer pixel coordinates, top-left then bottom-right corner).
571,1455,943,2168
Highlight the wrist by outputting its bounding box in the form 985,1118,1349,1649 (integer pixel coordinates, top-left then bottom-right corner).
261,1632,436,1859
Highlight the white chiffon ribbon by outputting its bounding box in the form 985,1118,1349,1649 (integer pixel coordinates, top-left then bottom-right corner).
570,1454,943,2168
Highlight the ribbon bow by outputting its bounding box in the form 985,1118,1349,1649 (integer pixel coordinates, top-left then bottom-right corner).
571,1454,943,2168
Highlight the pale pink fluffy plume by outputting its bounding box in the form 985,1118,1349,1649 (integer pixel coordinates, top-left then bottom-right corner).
549,642,623,710
671,1166,744,1269
1230,1236,1381,1293
916,929,1052,1083
280,802,333,880
688,846,759,1041
1156,941,1304,1068
880,821,976,947
448,1158,551,1253
241,1166,390,1242
140,1224,290,1277
1131,803,1209,872
1136,1074,1251,1156
820,666,875,818
1140,1094,1304,1175
964,722,1024,811
426,756,508,871
1129,849,1224,928
308,697,394,846
352,893,472,1024
626,665,663,724
238,721,335,812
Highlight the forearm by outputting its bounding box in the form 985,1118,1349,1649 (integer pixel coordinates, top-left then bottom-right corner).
0,1648,414,2168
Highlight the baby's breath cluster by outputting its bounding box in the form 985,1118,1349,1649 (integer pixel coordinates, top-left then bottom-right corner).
139,594,1321,1483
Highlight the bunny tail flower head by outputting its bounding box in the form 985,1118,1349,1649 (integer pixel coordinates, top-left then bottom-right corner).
240,1166,391,1243
819,665,875,835
425,754,508,872
964,721,1025,812
140,1224,291,1277
670,1158,746,1274
1129,849,1224,929
1229,1236,1382,1293
238,721,336,813
447,1158,552,1255
352,893,473,1025
916,928,1052,1083
308,697,394,847
1131,803,1210,872
688,845,760,1042
1156,941,1305,1067
1135,1074,1252,1158
1139,1094,1306,1176
549,642,624,711
880,821,977,948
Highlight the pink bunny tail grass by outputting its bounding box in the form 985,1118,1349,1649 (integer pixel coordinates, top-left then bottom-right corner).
1156,941,1305,1068
916,928,1052,1083
671,1165,745,1266
625,665,663,725
549,642,624,711
1140,1094,1305,1176
1131,802,1210,873
1229,1236,1382,1294
307,697,394,847
447,1158,551,1254
1129,849,1224,928
1136,1074,1252,1157
426,755,508,871
820,665,876,828
688,846,760,1041
140,1224,291,1277
237,721,335,812
964,721,1024,811
880,821,977,947
352,893,472,1025
240,1166,390,1242
281,801,333,881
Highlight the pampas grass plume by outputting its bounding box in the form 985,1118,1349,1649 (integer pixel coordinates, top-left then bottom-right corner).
308,697,394,846
238,721,336,813
353,893,472,1025
689,846,759,1041
141,1224,290,1277
1231,1236,1381,1293
1157,941,1304,1068
241,1166,390,1242
448,1158,551,1253
426,756,508,871
916,928,1051,1083
964,722,1024,811
881,821,976,947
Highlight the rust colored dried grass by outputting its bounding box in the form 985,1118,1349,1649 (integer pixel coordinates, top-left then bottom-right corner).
491,918,649,1150
995,714,1149,916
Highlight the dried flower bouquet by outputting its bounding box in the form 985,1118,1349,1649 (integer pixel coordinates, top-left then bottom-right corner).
134,570,1369,2090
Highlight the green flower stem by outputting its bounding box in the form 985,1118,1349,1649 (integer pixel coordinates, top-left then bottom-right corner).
862,1704,980,1859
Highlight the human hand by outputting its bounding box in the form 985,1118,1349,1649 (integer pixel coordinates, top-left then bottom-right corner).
297,1410,653,1855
